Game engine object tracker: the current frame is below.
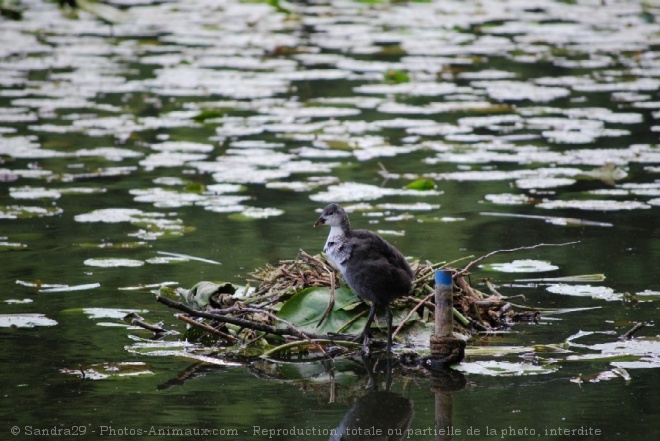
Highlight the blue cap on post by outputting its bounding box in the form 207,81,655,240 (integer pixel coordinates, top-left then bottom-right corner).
435,269,452,286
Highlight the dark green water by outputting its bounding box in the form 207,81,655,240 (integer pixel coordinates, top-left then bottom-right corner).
1,0,659,439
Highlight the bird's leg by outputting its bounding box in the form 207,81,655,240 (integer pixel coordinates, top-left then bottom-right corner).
385,304,393,355
359,302,378,357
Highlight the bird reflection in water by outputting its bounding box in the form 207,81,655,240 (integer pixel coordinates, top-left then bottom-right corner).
330,357,413,441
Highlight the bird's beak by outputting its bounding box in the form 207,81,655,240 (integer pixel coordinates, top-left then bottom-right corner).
313,216,325,228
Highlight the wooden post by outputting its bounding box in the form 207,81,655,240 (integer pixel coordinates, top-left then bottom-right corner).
434,270,453,337
429,270,466,367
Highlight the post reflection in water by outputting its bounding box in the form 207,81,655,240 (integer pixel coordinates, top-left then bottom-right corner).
330,357,466,441
430,368,467,441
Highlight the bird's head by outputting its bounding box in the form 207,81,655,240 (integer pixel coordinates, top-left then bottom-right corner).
314,203,349,230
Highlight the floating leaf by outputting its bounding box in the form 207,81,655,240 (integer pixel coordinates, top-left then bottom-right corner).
454,360,558,376
83,258,145,268
384,69,410,84
405,178,436,190
277,287,365,335
0,313,57,328
481,259,559,273
178,281,238,310
547,284,620,301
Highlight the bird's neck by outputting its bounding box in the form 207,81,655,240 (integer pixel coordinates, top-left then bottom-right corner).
328,223,348,239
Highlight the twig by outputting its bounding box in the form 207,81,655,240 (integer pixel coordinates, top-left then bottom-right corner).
619,322,646,341
392,292,434,341
176,314,238,343
156,295,350,343
125,313,167,334
456,241,580,277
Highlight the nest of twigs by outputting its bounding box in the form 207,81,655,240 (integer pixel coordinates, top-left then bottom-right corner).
247,250,538,335
152,247,543,359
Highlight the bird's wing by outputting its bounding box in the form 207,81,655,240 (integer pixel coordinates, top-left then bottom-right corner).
348,229,409,269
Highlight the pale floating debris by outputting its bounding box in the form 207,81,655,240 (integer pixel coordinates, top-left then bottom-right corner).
157,251,221,265
515,178,576,189
472,80,570,102
0,205,63,219
206,183,245,193
482,259,559,273
117,282,179,291
60,362,153,380
153,177,187,186
611,360,660,369
59,187,107,195
0,313,58,328
547,284,620,301
84,258,145,268
458,114,523,128
354,145,418,161
376,202,441,211
239,207,285,219
0,241,28,251
455,360,558,376
310,182,441,203
130,188,206,208
145,256,189,264
573,78,660,93
264,106,361,119
543,128,630,144
140,152,208,170
75,208,147,223
537,199,650,211
75,147,144,161
9,186,61,200
516,274,606,283
230,140,285,149
406,123,471,136
354,82,460,96
266,181,317,192
4,297,33,305
484,193,533,205
40,283,101,293
457,69,517,80
81,308,149,320
149,141,214,153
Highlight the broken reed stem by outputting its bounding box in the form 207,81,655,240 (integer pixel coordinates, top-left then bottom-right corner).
619,322,646,341
130,317,166,334
176,314,238,343
456,241,581,277
392,291,435,341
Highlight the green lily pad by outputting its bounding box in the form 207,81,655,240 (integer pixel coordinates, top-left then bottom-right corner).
406,178,437,190
277,286,365,335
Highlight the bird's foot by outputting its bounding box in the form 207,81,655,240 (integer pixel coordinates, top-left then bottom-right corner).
360,334,372,358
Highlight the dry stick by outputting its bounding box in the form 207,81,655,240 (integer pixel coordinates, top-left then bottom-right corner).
619,322,646,341
156,295,350,350
128,315,167,334
176,314,238,343
455,241,581,277
238,306,334,359
392,291,435,341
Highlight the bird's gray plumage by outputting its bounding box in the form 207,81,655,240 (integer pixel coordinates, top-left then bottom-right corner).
314,203,414,355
